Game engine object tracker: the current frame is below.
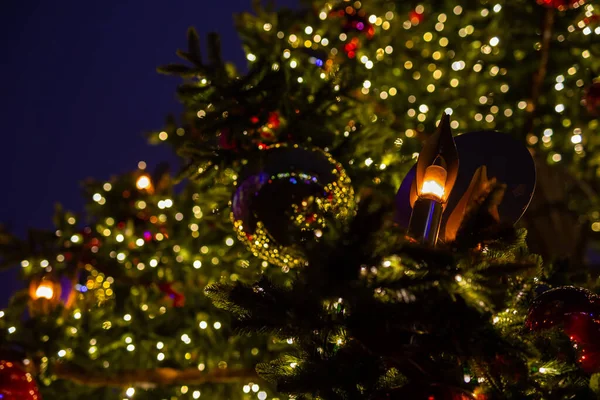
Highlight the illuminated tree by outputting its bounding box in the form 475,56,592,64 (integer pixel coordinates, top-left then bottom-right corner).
2,0,600,399
0,166,281,399
156,0,600,398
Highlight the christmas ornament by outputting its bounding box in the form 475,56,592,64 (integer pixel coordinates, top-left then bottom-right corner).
159,282,186,308
231,144,355,268
584,81,600,116
396,127,536,246
218,128,237,150
0,360,42,400
409,9,425,25
536,0,585,11
405,113,459,246
526,286,600,373
380,383,474,399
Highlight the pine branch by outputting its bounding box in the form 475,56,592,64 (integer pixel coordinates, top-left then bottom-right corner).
53,363,259,389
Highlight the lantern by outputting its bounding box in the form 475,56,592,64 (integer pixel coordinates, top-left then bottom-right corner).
407,113,459,246
396,123,536,247
28,274,62,316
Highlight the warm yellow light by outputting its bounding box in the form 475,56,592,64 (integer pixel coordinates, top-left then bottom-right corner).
421,165,447,200
136,175,152,190
35,282,54,300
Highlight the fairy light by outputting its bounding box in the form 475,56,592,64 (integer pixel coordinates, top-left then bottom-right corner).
136,175,152,190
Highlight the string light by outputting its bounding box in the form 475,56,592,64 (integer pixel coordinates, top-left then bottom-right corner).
136,175,152,190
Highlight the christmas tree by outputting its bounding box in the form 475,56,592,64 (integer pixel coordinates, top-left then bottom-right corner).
2,0,600,399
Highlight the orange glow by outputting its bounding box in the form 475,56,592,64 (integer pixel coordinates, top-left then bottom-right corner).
136,174,152,190
35,281,54,300
421,165,447,200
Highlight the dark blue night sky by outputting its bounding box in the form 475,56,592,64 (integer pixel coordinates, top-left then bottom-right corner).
0,1,299,306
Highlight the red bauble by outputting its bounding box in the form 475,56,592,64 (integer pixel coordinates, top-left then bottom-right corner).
526,286,600,373
158,282,185,308
379,383,474,400
0,361,42,400
584,82,600,116
218,128,237,150
409,10,425,24
267,112,280,130
536,0,585,10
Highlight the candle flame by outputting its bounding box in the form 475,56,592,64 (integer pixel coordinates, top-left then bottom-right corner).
421,165,447,201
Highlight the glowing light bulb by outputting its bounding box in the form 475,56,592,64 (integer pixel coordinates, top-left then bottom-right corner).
420,165,447,200
136,175,152,190
35,282,54,299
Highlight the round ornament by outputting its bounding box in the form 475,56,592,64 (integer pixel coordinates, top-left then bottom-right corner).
536,0,585,10
0,360,42,400
396,131,536,243
584,81,600,116
231,144,355,268
159,282,185,308
526,286,600,373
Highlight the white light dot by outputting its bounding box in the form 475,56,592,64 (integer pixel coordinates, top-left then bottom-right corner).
58,350,66,357
126,387,135,397
214,322,222,329
199,321,208,329
571,135,582,144
124,314,132,321
555,104,565,113
489,37,499,46
258,391,267,400
157,353,165,361
247,54,256,62
193,391,201,399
